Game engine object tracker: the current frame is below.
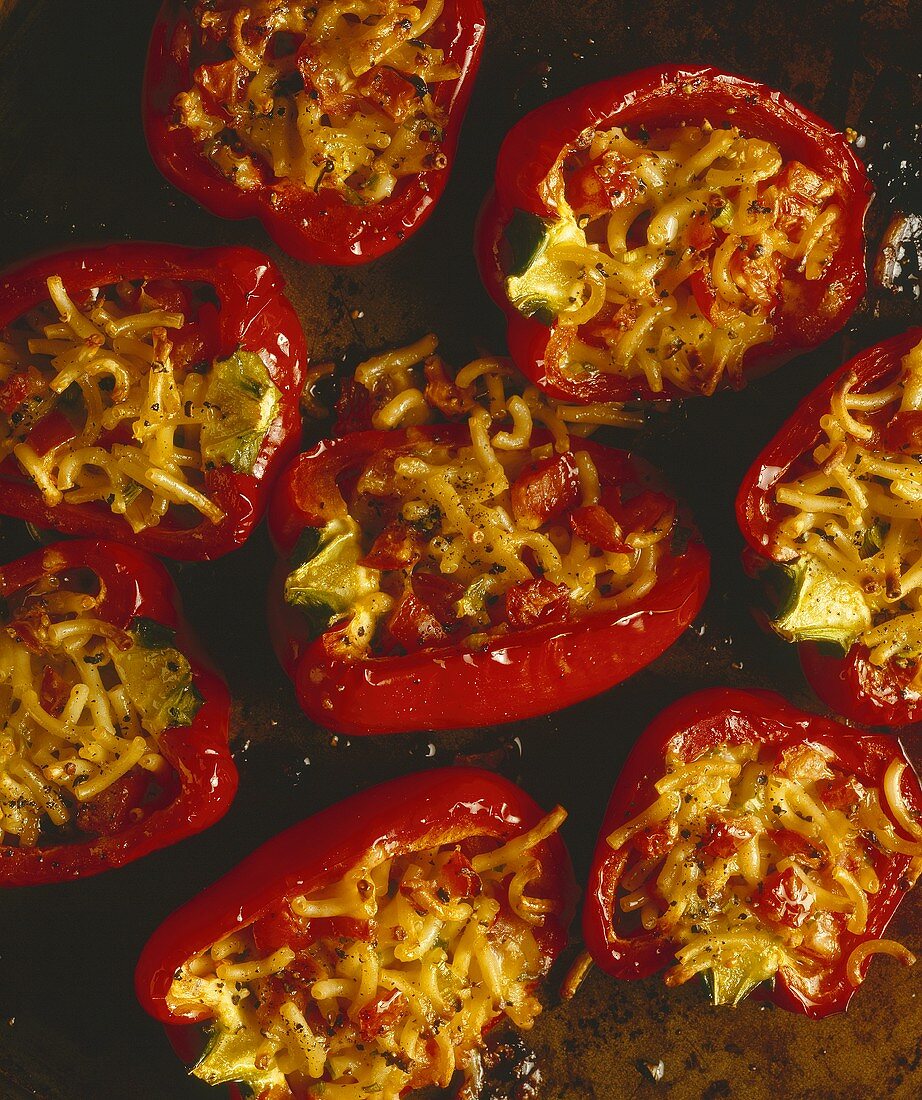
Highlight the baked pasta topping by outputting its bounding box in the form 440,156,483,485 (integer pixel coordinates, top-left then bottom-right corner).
508,123,843,395
771,337,922,669
168,809,566,1099
0,571,200,848
288,338,678,657
606,740,922,1006
0,275,280,533
174,0,460,202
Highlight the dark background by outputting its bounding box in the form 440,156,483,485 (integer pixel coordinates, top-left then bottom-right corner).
0,1,920,1097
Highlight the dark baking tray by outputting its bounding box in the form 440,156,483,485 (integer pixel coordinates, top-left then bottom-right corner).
0,1,919,1097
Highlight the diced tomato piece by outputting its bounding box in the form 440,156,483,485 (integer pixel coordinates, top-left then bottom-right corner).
440,849,482,899
355,66,420,122
386,591,448,652
772,161,834,237
570,504,630,553
355,447,406,500
729,243,782,309
775,743,831,784
5,616,46,654
361,522,425,570
771,828,823,867
685,211,717,252
820,775,865,813
357,989,408,1042
26,410,77,457
510,452,580,531
880,411,922,454
618,490,673,536
423,355,474,418
688,269,742,329
699,815,755,859
689,268,721,323
40,666,70,717
750,867,813,929
297,43,356,115
504,578,570,631
582,300,644,349
0,367,46,416
168,302,220,373
75,767,147,837
411,573,465,624
566,155,640,218
253,906,373,955
631,820,676,861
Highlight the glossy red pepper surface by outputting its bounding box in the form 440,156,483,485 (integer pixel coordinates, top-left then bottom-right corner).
476,63,872,404
583,688,922,1018
136,767,574,1028
0,539,236,885
267,425,710,734
144,1,486,264
737,329,922,727
0,242,306,559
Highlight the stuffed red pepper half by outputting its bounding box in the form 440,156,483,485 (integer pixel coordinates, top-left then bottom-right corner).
477,64,872,403
0,243,305,559
144,0,486,264
269,346,708,734
136,767,574,1098
738,329,922,727
0,539,235,884
584,688,922,1018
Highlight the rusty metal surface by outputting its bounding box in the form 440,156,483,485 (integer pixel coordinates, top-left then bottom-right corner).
0,1,920,1097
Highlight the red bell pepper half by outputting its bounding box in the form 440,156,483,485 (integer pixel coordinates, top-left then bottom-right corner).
267,425,709,735
583,688,922,1018
0,242,305,560
144,1,486,265
737,329,922,727
0,539,235,885
476,63,872,404
135,767,575,1093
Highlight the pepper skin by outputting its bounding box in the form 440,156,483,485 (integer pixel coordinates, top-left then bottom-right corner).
144,1,486,265
267,425,710,735
583,688,922,1018
476,64,872,404
737,329,922,727
135,768,575,1049
0,242,306,559
0,539,236,885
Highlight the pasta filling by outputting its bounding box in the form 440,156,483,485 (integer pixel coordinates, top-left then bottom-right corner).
168,809,566,1099
0,569,200,848
174,0,460,202
0,275,280,533
771,338,922,671
606,740,922,1006
287,338,677,657
506,123,843,395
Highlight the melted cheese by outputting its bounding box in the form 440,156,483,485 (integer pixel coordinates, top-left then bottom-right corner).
606,741,922,1005
176,0,459,202
168,809,565,1100
773,337,922,666
514,123,842,395
0,576,198,847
